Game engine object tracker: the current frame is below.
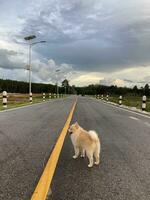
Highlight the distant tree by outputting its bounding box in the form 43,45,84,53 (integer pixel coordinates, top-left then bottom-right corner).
62,79,70,94
0,79,55,93
144,84,149,90
144,84,150,95
133,85,138,90
62,79,69,87
0,78,150,97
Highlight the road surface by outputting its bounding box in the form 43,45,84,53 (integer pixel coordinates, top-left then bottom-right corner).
0,97,75,200
0,96,150,200
50,97,150,200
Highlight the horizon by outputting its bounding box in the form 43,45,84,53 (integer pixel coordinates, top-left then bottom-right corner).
0,77,149,89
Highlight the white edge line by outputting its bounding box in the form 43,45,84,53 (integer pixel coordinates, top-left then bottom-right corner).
95,99,150,119
0,100,51,113
129,116,140,121
144,122,150,127
0,97,69,113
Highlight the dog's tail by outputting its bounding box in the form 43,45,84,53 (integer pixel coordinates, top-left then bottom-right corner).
88,130,100,155
88,130,99,141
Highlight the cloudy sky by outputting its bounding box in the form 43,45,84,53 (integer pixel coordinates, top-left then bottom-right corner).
0,0,150,87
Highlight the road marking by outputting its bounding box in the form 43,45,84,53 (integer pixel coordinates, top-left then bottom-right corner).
129,116,140,121
31,99,77,200
144,122,150,127
97,99,150,119
0,97,66,114
0,101,51,113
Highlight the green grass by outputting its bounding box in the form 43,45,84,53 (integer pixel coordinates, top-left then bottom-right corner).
104,95,150,112
0,92,67,111
0,97,58,111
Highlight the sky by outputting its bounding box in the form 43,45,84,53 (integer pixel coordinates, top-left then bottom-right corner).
0,0,150,87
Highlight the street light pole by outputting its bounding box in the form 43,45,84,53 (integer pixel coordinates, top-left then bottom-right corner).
65,86,66,95
57,82,59,97
29,44,32,96
55,69,60,97
24,35,46,102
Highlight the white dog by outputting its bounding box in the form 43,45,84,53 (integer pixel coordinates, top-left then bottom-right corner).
68,122,101,167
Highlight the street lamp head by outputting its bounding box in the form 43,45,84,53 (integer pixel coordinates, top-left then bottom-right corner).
40,40,46,43
31,40,46,45
56,69,61,72
24,35,36,41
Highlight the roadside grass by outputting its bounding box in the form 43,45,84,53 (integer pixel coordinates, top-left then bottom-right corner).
0,98,47,111
0,93,62,111
105,95,150,112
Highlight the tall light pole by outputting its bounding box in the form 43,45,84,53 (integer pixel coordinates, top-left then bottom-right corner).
24,35,46,102
55,69,60,97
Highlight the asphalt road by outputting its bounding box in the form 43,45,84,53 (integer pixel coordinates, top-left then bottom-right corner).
0,97,75,200
50,96,150,200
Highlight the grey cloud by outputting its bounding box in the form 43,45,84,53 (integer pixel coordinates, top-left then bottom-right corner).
124,77,150,85
16,0,150,73
123,79,134,83
0,49,24,69
1,0,150,85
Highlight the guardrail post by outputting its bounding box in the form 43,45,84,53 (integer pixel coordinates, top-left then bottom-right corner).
119,95,122,105
142,95,146,111
49,93,51,99
54,93,56,98
29,92,32,103
101,94,103,100
43,93,45,101
3,91,7,108
106,95,109,101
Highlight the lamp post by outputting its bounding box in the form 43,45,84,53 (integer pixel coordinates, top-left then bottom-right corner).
24,35,46,102
55,69,60,97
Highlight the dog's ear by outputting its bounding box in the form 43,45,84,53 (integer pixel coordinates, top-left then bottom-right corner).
75,122,79,128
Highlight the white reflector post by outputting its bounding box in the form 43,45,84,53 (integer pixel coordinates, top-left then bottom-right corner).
142,95,146,111
106,95,109,101
43,93,45,102
3,91,7,108
29,92,32,103
119,95,122,105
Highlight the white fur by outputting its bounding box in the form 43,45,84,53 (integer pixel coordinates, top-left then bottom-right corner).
69,124,101,167
88,130,99,141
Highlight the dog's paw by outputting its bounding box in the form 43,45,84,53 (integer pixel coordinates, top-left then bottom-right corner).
88,164,93,168
94,161,100,165
80,154,85,158
73,155,78,159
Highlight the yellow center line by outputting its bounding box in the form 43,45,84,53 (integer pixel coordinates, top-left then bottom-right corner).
31,99,77,200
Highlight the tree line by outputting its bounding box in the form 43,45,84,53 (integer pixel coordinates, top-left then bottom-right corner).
75,84,150,96
0,79,56,93
0,78,150,96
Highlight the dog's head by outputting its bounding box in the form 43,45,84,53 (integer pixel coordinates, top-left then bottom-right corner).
68,122,80,135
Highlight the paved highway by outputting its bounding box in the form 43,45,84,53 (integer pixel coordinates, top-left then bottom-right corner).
0,97,75,200
50,97,150,200
1,96,150,200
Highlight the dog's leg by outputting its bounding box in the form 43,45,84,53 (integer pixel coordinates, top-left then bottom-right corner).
88,156,93,168
86,151,94,167
94,151,100,165
73,147,79,159
80,149,85,158
94,141,100,165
